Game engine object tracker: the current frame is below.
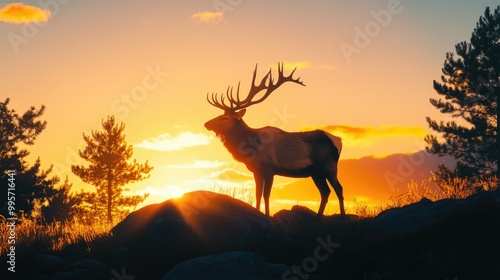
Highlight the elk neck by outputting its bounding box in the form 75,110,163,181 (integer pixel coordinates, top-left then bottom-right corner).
218,119,257,161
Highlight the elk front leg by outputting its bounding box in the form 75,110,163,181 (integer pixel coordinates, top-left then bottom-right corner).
254,173,274,216
262,175,274,216
254,174,264,213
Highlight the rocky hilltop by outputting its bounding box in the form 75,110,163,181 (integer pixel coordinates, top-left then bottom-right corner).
14,189,500,279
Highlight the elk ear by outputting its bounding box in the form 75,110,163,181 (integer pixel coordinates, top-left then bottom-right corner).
235,109,246,120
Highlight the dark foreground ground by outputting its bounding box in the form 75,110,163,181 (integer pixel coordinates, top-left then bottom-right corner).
3,189,500,280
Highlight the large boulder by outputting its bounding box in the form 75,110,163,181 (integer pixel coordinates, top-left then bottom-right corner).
360,191,500,250
359,190,500,278
359,197,464,249
111,191,285,278
161,251,290,280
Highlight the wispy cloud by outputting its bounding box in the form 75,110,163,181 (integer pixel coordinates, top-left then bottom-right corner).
135,131,212,151
190,167,253,187
211,167,253,182
167,160,227,169
302,125,427,147
281,61,312,71
0,3,51,24
191,11,224,24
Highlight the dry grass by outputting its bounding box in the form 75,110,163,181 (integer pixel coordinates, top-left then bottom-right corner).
355,175,498,217
0,215,111,256
211,184,255,206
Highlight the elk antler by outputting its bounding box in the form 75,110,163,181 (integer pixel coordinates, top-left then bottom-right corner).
207,63,305,112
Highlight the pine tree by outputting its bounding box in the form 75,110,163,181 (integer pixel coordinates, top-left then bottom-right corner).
0,98,59,217
425,6,499,181
71,116,152,224
41,176,81,223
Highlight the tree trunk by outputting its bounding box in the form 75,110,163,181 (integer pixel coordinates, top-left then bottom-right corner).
107,168,113,224
107,182,113,224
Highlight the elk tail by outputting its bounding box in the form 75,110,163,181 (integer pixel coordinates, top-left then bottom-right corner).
325,132,342,155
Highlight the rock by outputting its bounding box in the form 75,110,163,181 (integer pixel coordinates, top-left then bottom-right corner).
273,205,324,237
112,191,281,250
359,197,464,249
32,254,65,275
273,205,359,238
358,190,500,278
111,191,285,278
46,258,112,280
161,251,290,280
360,191,500,250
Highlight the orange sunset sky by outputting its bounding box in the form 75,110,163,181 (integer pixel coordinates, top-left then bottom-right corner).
1,0,495,214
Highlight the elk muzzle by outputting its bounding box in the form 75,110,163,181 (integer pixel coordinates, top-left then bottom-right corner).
204,121,212,131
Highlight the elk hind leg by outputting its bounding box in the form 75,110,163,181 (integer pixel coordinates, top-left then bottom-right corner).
326,171,345,217
311,175,331,217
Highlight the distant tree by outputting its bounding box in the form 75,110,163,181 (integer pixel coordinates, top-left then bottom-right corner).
425,6,499,182
0,98,60,217
41,176,81,223
71,116,152,224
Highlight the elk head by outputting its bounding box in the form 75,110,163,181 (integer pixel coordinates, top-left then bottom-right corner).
204,63,305,135
204,109,247,136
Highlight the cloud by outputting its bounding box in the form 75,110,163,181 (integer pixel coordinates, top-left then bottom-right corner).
167,160,227,169
190,167,253,188
302,125,427,147
281,61,312,71
135,131,212,151
0,3,51,24
191,11,224,24
211,168,253,182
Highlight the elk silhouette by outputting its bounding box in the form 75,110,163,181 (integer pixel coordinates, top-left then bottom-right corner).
204,63,345,217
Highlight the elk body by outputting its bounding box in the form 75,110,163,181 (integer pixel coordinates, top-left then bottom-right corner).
204,63,345,217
